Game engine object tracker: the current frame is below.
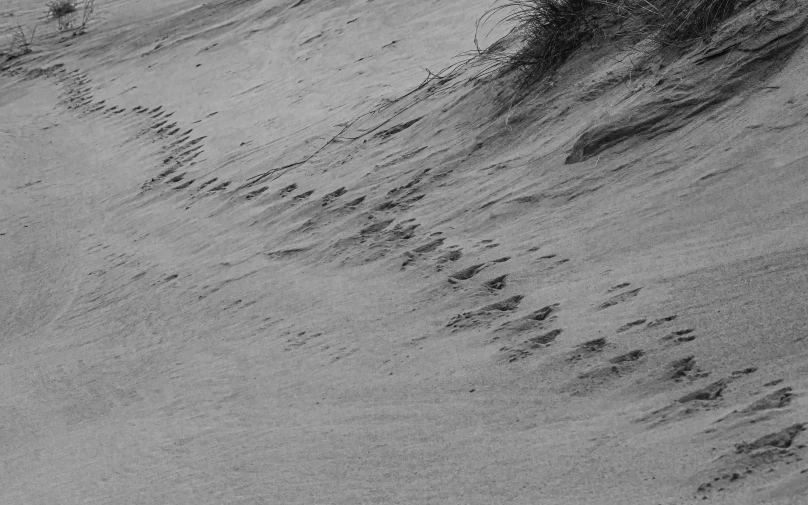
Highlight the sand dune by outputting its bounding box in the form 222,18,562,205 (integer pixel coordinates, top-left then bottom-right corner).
3,0,808,503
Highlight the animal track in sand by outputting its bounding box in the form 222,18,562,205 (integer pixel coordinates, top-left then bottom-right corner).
666,355,710,382
46,68,211,195
321,187,347,206
244,186,268,200
610,349,645,364
439,249,463,263
174,179,195,190
280,184,297,197
292,190,314,200
695,424,806,498
567,337,610,362
567,349,646,394
284,331,324,350
493,304,560,340
607,282,631,293
198,178,217,189
449,263,487,281
412,238,444,254
388,222,419,241
716,387,796,425
677,379,728,402
639,378,729,427
616,319,647,333
360,219,393,235
647,314,677,327
502,329,563,363
374,117,422,140
597,287,642,310
660,328,697,345
343,196,365,209
265,247,311,260
447,295,525,331
484,275,507,290
388,168,430,196
209,181,231,192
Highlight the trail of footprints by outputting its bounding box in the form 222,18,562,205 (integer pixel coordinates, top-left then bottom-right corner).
16,64,214,194
9,63,805,496
448,274,806,495
28,65,527,278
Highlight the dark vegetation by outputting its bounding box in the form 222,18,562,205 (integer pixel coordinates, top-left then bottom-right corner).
46,0,77,19
6,25,37,57
47,0,94,32
476,0,743,83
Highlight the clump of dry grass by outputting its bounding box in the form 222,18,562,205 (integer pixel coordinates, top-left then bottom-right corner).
47,0,77,26
654,0,738,43
6,24,37,57
47,0,94,32
477,0,741,83
477,0,597,82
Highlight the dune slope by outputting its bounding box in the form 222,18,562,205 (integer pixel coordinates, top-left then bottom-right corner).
3,0,808,503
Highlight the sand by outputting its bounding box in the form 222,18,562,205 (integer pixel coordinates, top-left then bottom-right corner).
2,0,808,503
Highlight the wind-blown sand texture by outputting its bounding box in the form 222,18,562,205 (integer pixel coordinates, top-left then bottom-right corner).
2,0,808,503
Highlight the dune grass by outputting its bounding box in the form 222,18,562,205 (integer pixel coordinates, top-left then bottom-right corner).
47,0,94,32
477,0,741,84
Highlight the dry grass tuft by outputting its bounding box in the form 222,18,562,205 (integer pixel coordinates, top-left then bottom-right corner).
476,0,742,84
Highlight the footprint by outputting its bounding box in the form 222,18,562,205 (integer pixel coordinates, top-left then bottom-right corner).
245,187,268,200
280,183,297,197
660,328,696,344
567,337,608,362
717,387,794,423
616,319,647,333
321,187,347,206
439,249,463,263
449,263,486,281
480,295,524,312
526,329,562,348
209,181,230,192
497,304,559,334
695,424,806,497
447,295,524,330
610,349,644,364
607,282,631,293
578,337,607,352
361,219,393,235
504,329,562,362
667,355,701,381
293,190,314,200
647,315,677,327
640,378,729,427
484,275,507,290
677,378,728,402
199,178,218,189
343,196,365,208
412,238,444,253
598,288,642,310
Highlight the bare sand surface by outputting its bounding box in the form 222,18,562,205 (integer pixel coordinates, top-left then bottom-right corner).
3,0,808,503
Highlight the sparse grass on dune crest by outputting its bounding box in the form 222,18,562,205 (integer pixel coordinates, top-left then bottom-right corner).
477,0,597,82
620,0,740,44
7,24,37,57
46,0,94,32
476,0,742,84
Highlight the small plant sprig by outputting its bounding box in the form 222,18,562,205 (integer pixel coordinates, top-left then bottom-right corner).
8,24,38,56
75,0,94,34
